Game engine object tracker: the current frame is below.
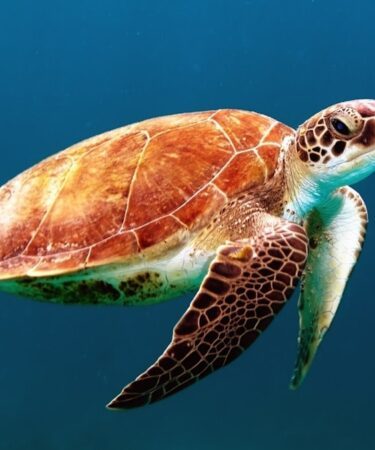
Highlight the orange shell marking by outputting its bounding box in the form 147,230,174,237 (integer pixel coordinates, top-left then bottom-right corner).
0,110,292,279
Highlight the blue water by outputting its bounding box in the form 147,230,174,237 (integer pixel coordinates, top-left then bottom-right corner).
1,0,374,449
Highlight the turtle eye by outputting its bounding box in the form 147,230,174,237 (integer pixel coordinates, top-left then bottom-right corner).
328,108,363,139
330,118,350,136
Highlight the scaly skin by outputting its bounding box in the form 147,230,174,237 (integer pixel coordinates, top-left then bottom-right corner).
108,214,308,409
285,99,375,220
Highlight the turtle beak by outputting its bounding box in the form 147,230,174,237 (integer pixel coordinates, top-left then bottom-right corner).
344,99,375,158
328,100,375,186
333,118,375,186
353,99,375,118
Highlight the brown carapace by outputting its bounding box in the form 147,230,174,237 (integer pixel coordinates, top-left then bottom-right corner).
0,109,291,281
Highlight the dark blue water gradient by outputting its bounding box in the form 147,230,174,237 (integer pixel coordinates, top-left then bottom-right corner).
0,1,374,448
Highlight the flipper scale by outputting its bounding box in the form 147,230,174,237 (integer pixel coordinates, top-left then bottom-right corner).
107,216,308,409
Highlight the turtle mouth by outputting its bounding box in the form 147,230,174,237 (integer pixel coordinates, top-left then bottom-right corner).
332,147,375,184
349,146,375,163
327,144,375,169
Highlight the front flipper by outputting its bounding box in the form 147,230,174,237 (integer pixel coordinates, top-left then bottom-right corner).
290,187,368,388
107,216,307,409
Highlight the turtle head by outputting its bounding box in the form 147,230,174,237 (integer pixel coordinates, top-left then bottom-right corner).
286,100,375,218
295,99,375,187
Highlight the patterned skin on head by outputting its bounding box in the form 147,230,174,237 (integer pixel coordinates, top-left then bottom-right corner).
296,101,375,166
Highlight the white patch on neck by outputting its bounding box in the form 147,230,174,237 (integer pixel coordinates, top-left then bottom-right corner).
282,136,332,223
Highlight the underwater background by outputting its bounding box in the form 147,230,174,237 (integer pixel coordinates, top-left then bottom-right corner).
0,0,374,449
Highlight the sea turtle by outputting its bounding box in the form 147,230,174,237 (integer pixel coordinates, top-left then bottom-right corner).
0,100,374,409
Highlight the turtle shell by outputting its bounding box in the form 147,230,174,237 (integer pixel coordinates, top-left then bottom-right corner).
0,109,292,280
